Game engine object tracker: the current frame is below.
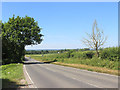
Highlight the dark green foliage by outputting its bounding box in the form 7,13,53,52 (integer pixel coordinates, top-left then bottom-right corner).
100,47,118,61
68,51,95,59
82,51,95,59
2,15,43,64
66,50,74,58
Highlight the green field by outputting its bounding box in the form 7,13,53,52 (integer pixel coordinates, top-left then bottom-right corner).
0,63,27,88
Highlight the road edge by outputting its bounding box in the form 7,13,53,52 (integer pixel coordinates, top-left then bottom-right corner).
23,65,37,88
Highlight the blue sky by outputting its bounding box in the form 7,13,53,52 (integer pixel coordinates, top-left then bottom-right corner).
2,2,118,50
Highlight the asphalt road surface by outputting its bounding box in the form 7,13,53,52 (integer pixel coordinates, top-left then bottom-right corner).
24,57,118,88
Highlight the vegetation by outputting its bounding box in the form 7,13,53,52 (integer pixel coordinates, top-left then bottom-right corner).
2,15,43,64
53,62,118,75
25,48,90,54
26,47,119,75
82,20,107,57
0,63,27,88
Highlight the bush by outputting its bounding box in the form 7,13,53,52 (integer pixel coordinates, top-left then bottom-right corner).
100,47,118,61
83,51,95,59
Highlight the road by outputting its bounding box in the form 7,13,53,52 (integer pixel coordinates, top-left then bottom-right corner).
24,57,118,88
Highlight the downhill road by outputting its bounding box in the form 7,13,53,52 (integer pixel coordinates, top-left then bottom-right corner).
24,57,118,88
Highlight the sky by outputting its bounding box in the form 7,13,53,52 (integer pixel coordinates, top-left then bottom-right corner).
2,2,118,50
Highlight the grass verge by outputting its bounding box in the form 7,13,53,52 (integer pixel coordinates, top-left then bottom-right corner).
0,63,28,88
52,62,119,76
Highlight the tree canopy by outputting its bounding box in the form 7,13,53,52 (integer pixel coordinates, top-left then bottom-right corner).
2,15,43,64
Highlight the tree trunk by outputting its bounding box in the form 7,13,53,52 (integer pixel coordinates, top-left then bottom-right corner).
96,48,99,57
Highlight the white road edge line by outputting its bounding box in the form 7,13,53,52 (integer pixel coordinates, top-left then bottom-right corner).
23,65,37,88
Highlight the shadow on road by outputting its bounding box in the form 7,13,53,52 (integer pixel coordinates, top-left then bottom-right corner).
23,58,57,65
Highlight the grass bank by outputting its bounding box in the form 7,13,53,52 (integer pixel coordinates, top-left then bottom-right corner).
26,54,119,75
53,62,119,75
0,63,28,88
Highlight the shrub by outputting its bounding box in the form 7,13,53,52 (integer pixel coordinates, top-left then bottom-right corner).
100,47,118,61
81,51,95,59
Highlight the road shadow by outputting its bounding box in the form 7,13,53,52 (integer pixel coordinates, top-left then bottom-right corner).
43,59,57,64
23,58,57,65
2,79,28,89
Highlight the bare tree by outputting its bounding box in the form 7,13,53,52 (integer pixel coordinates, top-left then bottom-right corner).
82,20,107,57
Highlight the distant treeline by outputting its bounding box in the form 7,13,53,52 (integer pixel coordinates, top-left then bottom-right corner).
25,48,90,54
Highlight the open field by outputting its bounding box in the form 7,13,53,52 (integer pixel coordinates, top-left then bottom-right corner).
0,63,27,88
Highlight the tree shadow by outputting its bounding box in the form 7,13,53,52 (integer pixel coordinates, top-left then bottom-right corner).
1,79,28,89
42,59,57,64
23,58,57,65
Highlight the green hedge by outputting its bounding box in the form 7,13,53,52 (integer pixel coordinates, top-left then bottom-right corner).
100,47,119,61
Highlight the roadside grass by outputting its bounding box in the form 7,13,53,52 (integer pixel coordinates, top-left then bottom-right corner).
53,62,119,75
0,63,27,88
25,54,119,76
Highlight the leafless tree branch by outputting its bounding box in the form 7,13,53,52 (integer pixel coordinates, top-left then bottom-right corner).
82,20,107,57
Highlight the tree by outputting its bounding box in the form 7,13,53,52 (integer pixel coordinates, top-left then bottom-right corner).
2,15,43,64
82,20,107,57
